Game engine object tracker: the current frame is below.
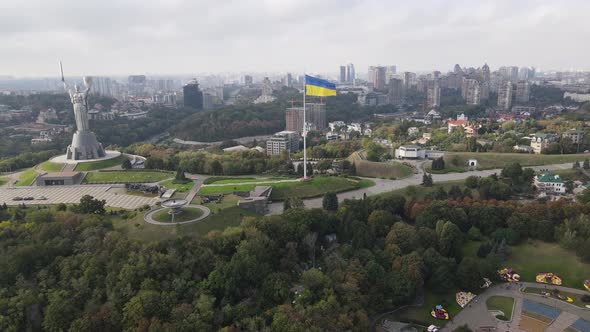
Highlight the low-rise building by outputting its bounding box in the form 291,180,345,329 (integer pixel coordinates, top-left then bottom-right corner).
266,131,299,156
530,133,559,154
447,120,469,133
562,129,585,145
534,172,565,195
407,127,419,136
35,172,83,186
394,145,444,160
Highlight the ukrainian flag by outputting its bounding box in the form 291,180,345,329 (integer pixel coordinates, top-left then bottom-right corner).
305,75,336,97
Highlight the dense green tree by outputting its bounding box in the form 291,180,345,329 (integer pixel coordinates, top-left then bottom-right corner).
78,195,106,215
422,173,433,187
322,192,339,211
121,158,132,170
386,222,419,254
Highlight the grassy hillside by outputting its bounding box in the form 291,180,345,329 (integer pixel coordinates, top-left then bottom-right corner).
348,152,414,179
74,154,129,171
430,152,585,173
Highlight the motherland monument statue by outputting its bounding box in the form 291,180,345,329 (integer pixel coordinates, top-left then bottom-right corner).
60,61,106,160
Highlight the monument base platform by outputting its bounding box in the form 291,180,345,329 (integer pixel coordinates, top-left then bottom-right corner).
50,150,122,165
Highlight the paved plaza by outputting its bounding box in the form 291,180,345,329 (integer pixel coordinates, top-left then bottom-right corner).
0,184,157,209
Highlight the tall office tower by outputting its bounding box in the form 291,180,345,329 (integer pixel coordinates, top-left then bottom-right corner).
497,81,513,110
454,64,462,74
433,70,441,79
462,78,481,105
426,82,441,108
346,63,355,84
516,80,530,103
92,77,113,97
518,67,535,80
388,78,403,105
499,66,519,83
285,103,326,134
243,75,253,86
340,66,347,83
183,79,203,110
286,73,293,87
367,66,376,85
373,66,387,91
128,75,146,97
482,63,491,83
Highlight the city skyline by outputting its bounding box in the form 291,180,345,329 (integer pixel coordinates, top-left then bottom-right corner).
1,0,590,77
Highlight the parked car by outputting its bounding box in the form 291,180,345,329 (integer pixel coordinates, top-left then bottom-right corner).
23,197,34,201
37,196,48,200
12,197,23,201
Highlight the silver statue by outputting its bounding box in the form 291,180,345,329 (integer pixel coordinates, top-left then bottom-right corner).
60,62,105,160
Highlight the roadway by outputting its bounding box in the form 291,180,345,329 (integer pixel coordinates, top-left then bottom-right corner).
266,162,574,215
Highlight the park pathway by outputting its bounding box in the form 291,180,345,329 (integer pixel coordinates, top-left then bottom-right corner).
546,311,579,332
62,163,77,172
184,176,203,203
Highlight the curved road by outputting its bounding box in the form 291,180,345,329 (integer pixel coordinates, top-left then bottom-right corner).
267,162,575,215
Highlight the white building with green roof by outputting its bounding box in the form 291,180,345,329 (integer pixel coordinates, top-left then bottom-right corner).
534,172,565,194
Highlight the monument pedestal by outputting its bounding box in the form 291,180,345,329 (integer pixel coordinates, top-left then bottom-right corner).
66,131,106,160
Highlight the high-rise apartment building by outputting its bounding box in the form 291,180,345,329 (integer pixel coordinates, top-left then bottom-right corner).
462,78,481,105
518,67,535,80
286,73,293,88
388,78,403,105
183,79,203,110
482,63,491,83
266,131,299,156
403,72,416,90
385,65,397,80
373,66,387,91
243,75,253,86
285,103,326,134
427,82,441,108
516,80,530,103
498,81,513,110
92,77,113,97
128,75,146,97
340,66,347,83
346,63,355,84
499,66,519,83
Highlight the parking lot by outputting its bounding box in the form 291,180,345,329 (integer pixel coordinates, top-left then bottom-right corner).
0,185,157,209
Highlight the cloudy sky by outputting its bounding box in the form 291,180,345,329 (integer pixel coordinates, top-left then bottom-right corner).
1,0,589,77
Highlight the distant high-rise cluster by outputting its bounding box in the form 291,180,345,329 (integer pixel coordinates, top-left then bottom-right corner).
427,81,441,108
387,78,403,105
339,63,355,85
285,103,326,134
92,77,113,97
516,80,530,103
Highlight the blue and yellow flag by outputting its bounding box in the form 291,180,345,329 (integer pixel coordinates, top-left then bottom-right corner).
305,75,336,97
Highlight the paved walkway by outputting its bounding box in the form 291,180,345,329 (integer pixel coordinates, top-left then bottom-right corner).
266,162,575,215
442,281,590,332
0,184,157,209
184,176,203,203
144,204,211,225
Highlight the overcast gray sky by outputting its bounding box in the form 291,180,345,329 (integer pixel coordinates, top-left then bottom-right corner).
1,0,589,77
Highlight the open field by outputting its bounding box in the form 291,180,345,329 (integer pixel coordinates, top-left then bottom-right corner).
84,171,172,183
429,152,585,173
519,314,550,332
16,168,38,186
152,207,203,223
386,289,462,326
0,177,7,186
39,161,64,172
486,296,515,320
204,176,291,185
112,198,258,242
74,154,129,171
551,169,589,182
198,176,374,200
348,152,414,179
160,179,195,192
464,240,590,289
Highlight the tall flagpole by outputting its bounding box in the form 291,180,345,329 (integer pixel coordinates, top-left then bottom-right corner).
303,74,308,180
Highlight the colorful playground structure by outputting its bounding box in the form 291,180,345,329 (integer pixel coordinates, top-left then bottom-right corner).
431,305,450,320
455,292,476,308
535,272,563,285
498,268,521,282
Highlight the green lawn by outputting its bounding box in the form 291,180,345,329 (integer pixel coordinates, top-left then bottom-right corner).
0,177,7,186
112,201,258,242
523,287,586,308
551,169,589,182
39,161,64,172
152,207,203,223
486,296,514,320
387,289,462,326
463,240,590,290
429,152,585,174
348,152,414,179
74,154,129,171
84,171,172,183
198,176,374,200
16,168,38,186
160,179,195,192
